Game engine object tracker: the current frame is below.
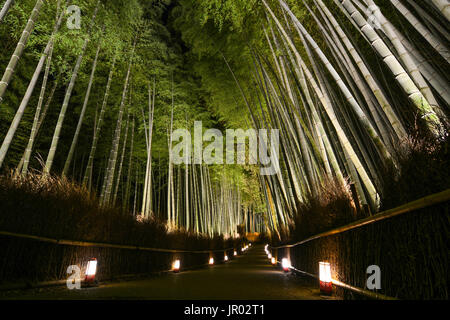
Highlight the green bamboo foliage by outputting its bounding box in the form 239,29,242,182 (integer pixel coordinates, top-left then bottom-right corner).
0,0,43,103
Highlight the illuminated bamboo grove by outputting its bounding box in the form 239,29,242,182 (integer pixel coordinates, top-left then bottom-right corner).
243,0,449,239
0,0,250,238
0,1,448,240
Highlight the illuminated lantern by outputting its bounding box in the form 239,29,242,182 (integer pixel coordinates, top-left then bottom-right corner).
209,257,214,265
319,262,332,295
249,243,252,247
224,255,229,261
271,257,276,265
268,253,272,259
234,250,237,256
281,258,291,272
85,258,97,283
172,259,180,273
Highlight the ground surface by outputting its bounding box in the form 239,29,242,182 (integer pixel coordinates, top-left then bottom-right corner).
1,245,337,300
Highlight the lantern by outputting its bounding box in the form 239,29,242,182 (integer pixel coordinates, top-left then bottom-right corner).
172,259,180,273
281,258,291,272
319,262,332,295
268,253,272,259
85,258,97,283
224,255,229,261
209,257,214,265
234,250,237,256
271,257,276,265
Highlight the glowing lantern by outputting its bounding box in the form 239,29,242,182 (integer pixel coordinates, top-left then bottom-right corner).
281,258,291,272
271,257,276,265
224,255,229,261
268,253,272,259
249,243,252,247
319,262,332,295
234,250,237,256
85,258,97,283
209,257,214,265
172,259,180,273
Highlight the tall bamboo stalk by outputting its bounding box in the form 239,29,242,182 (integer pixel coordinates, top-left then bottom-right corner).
63,38,102,177
0,0,43,103
337,0,441,132
44,2,100,175
112,112,130,205
0,3,66,169
101,38,136,206
0,0,14,22
83,53,117,188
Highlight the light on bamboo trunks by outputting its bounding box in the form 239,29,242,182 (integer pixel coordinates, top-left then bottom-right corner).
172,259,180,273
85,258,97,283
319,262,332,295
282,258,291,272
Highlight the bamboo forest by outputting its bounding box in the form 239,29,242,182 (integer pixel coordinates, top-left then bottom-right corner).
0,0,449,301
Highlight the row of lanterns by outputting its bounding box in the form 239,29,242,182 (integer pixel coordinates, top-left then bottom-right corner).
265,244,277,266
265,244,333,295
172,243,251,273
83,243,253,283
